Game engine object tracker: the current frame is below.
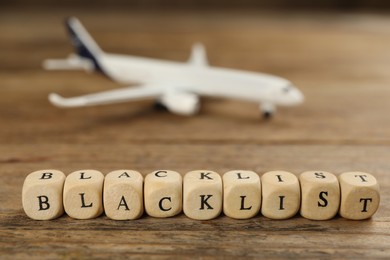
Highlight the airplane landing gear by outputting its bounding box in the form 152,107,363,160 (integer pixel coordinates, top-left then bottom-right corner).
263,111,273,119
260,103,275,120
153,102,167,111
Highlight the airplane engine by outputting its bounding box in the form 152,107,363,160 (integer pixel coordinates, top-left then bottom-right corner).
160,91,200,116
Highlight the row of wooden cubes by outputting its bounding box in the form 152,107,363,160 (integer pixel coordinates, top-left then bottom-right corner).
22,169,380,221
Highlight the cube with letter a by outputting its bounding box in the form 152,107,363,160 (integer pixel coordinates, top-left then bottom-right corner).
104,170,144,220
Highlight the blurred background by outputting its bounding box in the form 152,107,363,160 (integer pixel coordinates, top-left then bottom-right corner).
1,0,390,143
3,0,390,10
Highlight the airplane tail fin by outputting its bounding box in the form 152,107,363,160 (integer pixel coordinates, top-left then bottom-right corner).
65,17,104,72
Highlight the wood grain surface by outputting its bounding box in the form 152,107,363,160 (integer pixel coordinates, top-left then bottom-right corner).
1,8,390,259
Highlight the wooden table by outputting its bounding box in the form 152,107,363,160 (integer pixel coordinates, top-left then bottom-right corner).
1,8,389,258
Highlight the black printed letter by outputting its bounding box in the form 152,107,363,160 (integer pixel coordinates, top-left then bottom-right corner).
314,172,326,179
159,197,172,211
37,195,50,210
79,193,93,208
200,195,213,209
236,173,249,179
240,196,252,210
117,196,130,210
276,175,283,182
318,191,328,207
155,171,167,177
279,196,285,210
200,172,212,180
118,172,130,178
360,198,372,212
40,172,53,179
355,175,368,182
80,172,91,179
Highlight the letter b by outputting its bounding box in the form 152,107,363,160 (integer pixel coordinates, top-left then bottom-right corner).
37,195,50,210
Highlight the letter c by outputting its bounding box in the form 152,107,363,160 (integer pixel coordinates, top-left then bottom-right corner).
155,171,168,177
158,197,172,211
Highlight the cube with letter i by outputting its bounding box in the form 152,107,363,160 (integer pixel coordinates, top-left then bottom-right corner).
261,171,300,219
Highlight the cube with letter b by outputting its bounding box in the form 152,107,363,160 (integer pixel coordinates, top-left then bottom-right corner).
22,169,66,220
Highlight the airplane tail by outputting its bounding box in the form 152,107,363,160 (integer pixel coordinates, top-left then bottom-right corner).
64,17,104,72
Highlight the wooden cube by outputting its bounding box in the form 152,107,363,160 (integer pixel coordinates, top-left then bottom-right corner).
261,171,300,219
339,171,380,220
144,170,182,218
103,170,144,220
63,169,104,219
183,170,222,220
22,169,66,220
223,170,261,219
299,171,340,220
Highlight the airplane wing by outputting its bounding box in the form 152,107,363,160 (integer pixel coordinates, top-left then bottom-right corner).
49,86,164,108
49,86,201,116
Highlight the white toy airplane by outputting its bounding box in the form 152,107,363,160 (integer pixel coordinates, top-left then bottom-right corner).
43,17,304,118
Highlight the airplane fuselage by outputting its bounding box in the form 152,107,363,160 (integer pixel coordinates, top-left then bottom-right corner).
101,54,296,106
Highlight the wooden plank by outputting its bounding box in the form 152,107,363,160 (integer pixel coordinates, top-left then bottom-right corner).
1,144,389,258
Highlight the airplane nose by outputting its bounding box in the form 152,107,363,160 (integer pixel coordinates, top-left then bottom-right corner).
291,87,304,104
294,88,304,103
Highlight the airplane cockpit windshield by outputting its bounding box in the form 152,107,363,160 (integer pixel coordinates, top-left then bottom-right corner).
282,86,292,93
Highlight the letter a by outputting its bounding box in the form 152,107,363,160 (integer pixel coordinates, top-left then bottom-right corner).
117,196,130,210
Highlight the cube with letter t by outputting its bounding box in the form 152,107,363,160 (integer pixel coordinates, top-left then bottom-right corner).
339,172,380,220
